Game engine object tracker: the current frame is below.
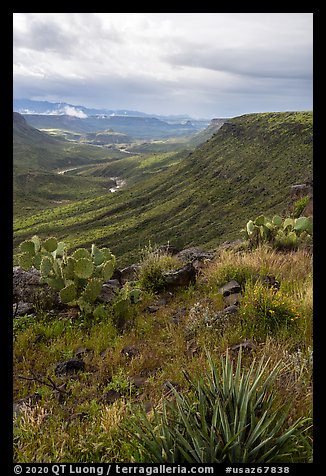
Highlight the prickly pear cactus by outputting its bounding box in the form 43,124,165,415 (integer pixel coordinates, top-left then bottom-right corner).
17,235,117,309
243,213,312,250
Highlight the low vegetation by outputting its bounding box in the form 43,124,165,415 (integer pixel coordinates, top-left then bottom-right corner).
13,238,313,463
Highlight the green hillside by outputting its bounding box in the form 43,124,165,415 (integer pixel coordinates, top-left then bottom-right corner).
13,113,129,215
14,111,313,266
13,112,126,172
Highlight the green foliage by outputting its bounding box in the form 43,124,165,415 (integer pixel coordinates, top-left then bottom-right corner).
139,243,181,293
292,195,310,218
17,235,116,310
240,281,300,335
243,214,313,250
124,351,311,463
112,283,142,325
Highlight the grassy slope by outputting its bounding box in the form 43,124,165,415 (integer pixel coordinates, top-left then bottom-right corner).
14,111,313,267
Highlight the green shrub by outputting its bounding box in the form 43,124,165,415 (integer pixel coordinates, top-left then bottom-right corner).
240,281,300,335
124,351,311,463
292,195,310,218
139,243,181,293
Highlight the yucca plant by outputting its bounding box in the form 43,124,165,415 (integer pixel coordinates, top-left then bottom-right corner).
124,351,312,463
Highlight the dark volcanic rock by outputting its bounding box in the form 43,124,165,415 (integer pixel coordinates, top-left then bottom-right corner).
176,247,215,264
121,346,140,359
120,265,141,285
163,263,196,290
98,283,117,303
218,280,241,297
102,389,121,404
55,359,85,377
13,266,60,308
13,301,34,317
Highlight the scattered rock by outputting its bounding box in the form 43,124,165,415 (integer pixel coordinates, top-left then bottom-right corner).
162,380,182,396
156,244,180,255
13,393,41,412
98,283,117,303
163,263,197,291
145,305,160,313
102,389,121,404
185,340,199,358
13,266,60,308
104,279,121,288
229,340,256,353
74,347,94,359
55,359,85,377
223,293,242,306
216,239,244,252
67,412,87,423
13,301,34,317
170,307,187,325
218,280,241,297
253,274,280,290
215,305,239,319
143,401,154,413
100,347,111,359
121,346,140,359
176,247,215,264
127,376,147,387
120,265,141,285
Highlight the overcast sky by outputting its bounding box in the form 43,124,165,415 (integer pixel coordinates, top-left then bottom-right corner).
13,13,313,119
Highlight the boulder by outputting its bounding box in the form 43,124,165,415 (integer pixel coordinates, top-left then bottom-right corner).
55,359,85,377
218,280,241,297
13,266,61,308
98,283,118,303
102,390,121,404
156,244,180,255
163,263,197,290
13,301,34,317
120,264,141,285
176,247,215,264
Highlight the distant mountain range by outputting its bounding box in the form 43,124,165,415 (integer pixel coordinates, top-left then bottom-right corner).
13,98,210,124
14,99,212,140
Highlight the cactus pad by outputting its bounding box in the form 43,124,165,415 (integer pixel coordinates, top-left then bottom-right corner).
19,240,36,255
60,283,77,304
74,258,94,279
72,248,92,261
40,256,53,277
43,237,58,252
81,278,103,302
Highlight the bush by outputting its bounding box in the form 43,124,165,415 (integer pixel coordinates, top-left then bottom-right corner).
139,243,181,293
240,281,300,335
124,351,311,463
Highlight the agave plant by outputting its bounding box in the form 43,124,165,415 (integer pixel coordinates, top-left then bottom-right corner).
125,351,311,463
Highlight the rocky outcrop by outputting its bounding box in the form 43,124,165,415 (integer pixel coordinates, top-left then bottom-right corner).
13,266,60,315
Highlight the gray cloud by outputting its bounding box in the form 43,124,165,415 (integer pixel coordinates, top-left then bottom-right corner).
13,13,313,118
